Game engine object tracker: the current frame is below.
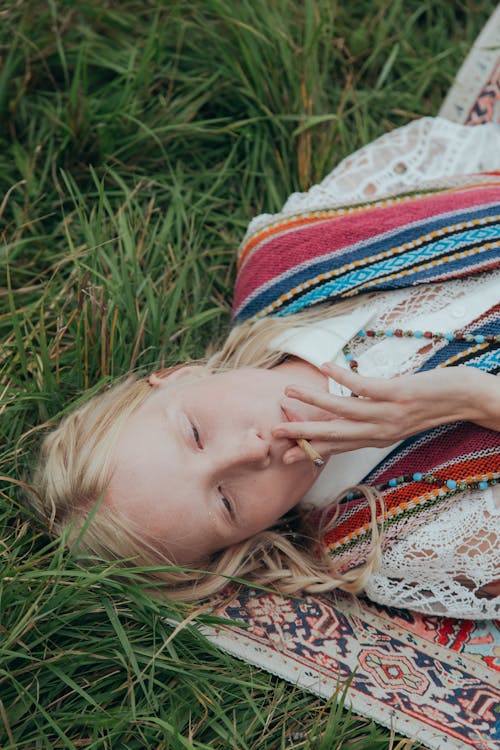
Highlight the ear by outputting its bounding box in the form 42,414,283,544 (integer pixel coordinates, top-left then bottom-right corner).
147,365,207,388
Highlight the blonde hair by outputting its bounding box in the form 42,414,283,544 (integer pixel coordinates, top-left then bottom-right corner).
31,300,384,603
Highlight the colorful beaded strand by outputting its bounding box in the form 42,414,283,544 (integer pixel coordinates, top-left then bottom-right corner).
343,327,500,373
340,326,500,502
344,472,500,502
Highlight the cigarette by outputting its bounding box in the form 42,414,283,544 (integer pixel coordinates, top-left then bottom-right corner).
297,438,325,467
280,403,325,468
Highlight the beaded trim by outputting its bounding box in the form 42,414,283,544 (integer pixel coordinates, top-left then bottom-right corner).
340,326,500,503
344,471,500,502
343,327,500,372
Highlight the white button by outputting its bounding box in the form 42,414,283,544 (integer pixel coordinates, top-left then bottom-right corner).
451,306,466,318
374,352,388,366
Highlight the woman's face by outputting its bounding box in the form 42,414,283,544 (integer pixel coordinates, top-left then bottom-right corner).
107,364,326,563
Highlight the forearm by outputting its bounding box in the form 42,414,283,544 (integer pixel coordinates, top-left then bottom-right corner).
464,369,500,432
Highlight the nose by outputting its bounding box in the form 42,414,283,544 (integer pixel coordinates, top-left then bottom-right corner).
219,429,271,471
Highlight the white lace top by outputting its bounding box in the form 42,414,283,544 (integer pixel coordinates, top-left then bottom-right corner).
246,116,500,235
263,117,500,619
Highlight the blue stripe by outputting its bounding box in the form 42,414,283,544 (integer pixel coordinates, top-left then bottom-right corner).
237,242,500,321
419,316,500,371
235,203,500,321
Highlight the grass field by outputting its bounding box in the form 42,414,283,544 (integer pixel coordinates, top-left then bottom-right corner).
1,1,496,747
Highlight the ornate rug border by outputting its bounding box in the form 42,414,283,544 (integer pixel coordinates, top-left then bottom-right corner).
200,591,499,750
439,4,500,124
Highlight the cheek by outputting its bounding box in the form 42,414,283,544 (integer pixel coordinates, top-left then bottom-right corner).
267,465,316,513
288,458,318,486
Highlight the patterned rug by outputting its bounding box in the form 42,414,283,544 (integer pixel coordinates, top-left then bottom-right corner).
205,589,500,750
439,4,500,125
202,11,500,750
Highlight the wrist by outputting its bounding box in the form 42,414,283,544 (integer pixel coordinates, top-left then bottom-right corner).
464,368,500,431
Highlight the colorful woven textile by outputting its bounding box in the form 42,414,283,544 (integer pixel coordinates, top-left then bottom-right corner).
319,301,500,576
205,588,500,750
233,176,500,323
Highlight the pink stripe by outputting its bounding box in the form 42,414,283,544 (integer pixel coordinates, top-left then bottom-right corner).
368,423,500,484
234,186,500,311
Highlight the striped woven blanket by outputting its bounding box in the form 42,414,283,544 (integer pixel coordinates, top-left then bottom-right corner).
233,175,500,323
233,175,500,566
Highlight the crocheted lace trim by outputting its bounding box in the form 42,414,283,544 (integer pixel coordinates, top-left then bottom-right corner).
247,116,500,236
365,487,499,619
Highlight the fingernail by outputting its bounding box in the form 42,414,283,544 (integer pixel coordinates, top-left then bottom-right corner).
280,402,301,422
284,453,300,465
280,403,290,419
273,429,286,438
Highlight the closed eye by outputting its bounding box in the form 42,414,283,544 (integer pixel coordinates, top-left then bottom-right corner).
218,487,233,517
191,424,203,449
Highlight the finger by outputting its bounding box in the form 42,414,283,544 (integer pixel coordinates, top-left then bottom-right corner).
273,419,382,443
283,446,311,465
282,386,389,421
283,433,391,462
279,399,387,436
320,362,396,399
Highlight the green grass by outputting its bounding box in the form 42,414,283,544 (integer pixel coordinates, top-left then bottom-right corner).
0,0,496,747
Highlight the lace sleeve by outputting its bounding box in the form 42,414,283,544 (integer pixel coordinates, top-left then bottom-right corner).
246,116,500,236
364,487,500,620
282,116,500,210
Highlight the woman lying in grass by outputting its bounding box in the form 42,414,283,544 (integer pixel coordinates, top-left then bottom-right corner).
31,116,500,619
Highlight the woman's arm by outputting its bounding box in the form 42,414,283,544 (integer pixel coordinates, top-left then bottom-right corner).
273,363,500,463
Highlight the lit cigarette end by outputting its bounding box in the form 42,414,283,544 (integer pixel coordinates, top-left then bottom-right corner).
297,438,324,467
